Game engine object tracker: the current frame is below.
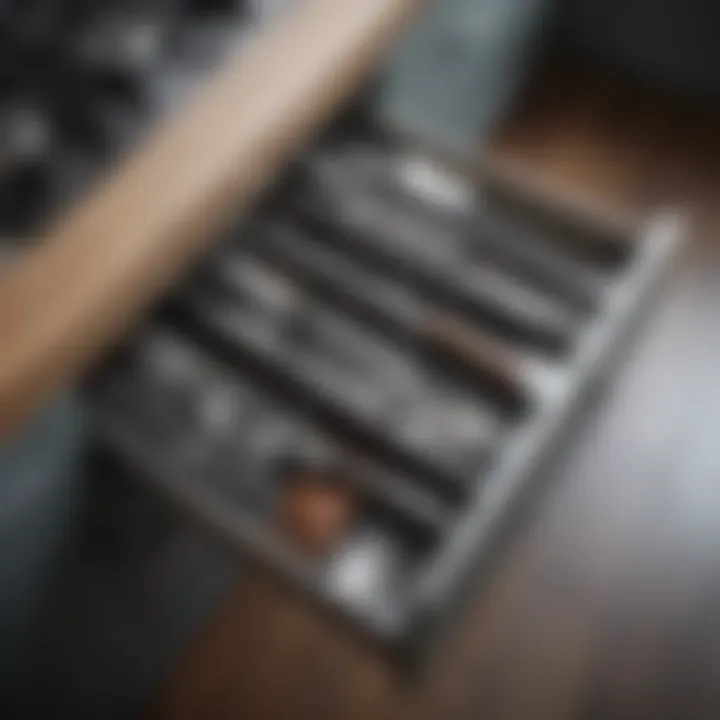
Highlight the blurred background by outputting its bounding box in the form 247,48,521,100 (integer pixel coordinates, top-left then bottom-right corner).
1,0,720,718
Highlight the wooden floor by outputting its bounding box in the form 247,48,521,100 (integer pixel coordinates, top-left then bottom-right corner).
149,66,720,720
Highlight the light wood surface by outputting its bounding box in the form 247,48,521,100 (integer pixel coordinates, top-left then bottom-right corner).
0,0,421,439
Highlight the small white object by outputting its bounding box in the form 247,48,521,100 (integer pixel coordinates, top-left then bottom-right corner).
396,154,474,212
326,529,399,609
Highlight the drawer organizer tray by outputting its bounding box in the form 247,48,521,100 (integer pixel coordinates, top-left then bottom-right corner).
92,129,682,671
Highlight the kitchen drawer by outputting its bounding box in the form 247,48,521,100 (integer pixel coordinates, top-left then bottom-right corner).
92,123,683,671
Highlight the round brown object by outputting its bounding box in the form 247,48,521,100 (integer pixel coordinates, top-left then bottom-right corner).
278,472,358,557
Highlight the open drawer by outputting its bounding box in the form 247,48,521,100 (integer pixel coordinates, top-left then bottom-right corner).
91,123,683,670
